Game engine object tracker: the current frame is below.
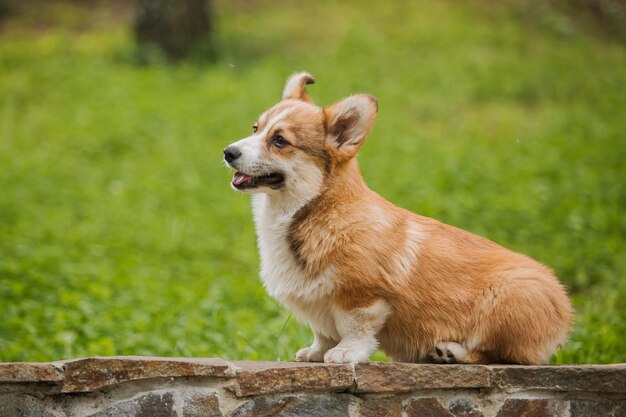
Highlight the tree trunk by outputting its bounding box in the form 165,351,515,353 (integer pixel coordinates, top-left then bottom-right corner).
134,0,212,61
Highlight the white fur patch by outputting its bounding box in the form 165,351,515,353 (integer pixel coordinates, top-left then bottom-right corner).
388,220,423,283
227,135,262,174
256,108,292,140
366,209,423,285
324,300,392,363
253,188,337,340
332,299,392,339
466,333,482,350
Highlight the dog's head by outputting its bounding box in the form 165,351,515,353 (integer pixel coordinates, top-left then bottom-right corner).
224,72,377,200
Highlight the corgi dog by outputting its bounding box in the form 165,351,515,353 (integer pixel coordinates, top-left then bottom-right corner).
224,72,573,364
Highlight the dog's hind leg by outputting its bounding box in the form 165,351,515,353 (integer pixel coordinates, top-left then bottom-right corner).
428,342,491,364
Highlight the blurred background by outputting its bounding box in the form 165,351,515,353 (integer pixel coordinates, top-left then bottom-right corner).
0,0,624,364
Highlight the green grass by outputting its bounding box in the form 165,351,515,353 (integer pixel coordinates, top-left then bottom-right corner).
1,0,625,364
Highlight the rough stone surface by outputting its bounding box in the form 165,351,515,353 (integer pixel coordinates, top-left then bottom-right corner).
0,358,625,416
61,356,229,392
569,399,626,417
88,392,176,417
230,394,352,417
355,363,490,393
230,361,353,397
406,398,453,417
448,398,484,417
491,364,626,393
358,395,404,417
280,394,353,417
0,363,64,383
495,399,558,417
0,393,63,417
229,396,298,417
183,392,223,417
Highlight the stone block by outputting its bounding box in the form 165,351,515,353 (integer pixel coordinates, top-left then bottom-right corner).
569,399,626,417
88,392,176,417
61,356,229,392
229,396,297,416
448,398,483,417
230,394,353,417
358,395,403,417
183,392,223,417
355,363,490,393
495,399,557,417
281,394,352,417
491,364,626,393
0,363,64,383
406,398,453,417
230,361,354,397
0,393,64,417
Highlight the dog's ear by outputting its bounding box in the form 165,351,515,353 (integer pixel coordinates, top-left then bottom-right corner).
324,94,378,162
282,72,316,103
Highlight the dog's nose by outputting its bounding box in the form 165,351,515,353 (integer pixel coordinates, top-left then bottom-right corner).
224,146,241,164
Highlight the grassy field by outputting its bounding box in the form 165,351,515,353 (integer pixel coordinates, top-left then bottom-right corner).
0,0,625,364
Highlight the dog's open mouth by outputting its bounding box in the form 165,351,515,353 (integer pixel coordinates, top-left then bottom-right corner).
232,171,285,189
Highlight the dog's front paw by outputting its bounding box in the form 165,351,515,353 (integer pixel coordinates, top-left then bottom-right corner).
295,346,326,362
323,346,369,364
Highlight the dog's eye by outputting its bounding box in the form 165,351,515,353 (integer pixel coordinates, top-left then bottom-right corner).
272,135,288,148
252,124,258,133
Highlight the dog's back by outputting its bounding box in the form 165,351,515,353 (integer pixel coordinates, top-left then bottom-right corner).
284,160,572,364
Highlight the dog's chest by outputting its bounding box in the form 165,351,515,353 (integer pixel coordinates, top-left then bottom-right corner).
252,197,336,331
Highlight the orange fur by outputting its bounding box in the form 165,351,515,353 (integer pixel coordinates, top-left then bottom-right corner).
225,72,574,364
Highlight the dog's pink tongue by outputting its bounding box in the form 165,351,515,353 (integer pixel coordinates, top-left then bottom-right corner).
233,172,252,186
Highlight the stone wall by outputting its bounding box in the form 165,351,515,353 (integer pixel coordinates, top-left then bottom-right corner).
0,357,625,416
